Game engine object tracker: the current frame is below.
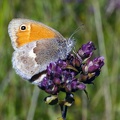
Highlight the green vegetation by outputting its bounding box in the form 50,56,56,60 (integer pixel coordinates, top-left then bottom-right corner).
0,0,120,120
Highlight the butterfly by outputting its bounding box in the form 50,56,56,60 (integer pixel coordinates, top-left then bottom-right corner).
8,19,74,84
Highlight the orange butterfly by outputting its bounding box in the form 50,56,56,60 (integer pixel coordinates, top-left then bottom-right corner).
8,19,74,84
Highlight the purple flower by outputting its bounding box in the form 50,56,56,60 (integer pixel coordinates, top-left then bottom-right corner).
38,77,58,94
38,59,82,94
80,57,104,84
82,56,104,74
37,41,104,105
77,82,86,90
78,41,96,60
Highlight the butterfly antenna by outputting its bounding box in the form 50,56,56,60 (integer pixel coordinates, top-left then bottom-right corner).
68,23,85,40
67,23,85,54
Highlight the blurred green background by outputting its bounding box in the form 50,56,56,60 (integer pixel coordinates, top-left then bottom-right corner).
0,0,120,120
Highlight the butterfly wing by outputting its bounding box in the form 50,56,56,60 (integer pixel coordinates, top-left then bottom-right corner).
8,18,65,50
12,38,68,80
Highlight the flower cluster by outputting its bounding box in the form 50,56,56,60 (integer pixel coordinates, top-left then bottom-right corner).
38,41,104,106
38,60,86,95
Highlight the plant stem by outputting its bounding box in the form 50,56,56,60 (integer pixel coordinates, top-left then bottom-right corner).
62,106,68,120
60,105,68,120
